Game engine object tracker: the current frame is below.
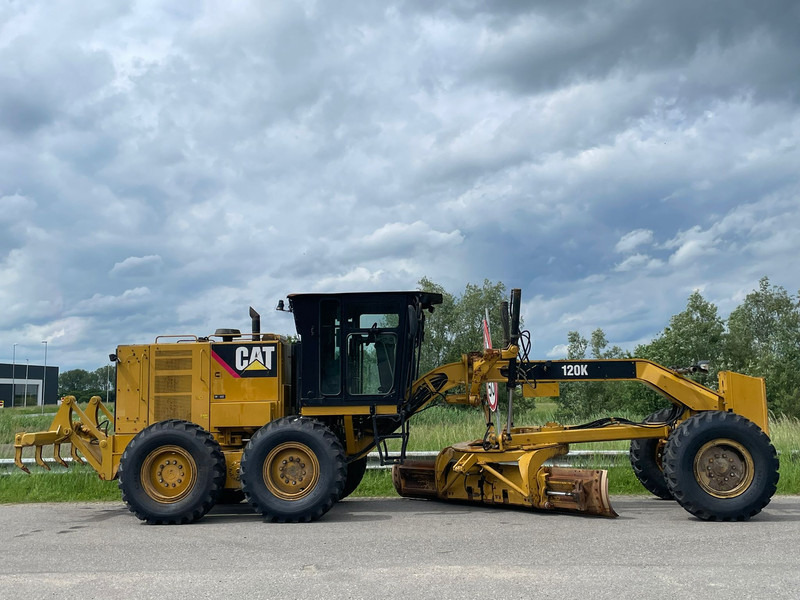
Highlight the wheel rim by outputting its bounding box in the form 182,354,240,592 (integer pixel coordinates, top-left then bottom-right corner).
141,445,197,503
693,438,755,498
263,442,320,500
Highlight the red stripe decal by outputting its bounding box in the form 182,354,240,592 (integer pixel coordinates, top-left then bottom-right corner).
212,350,240,378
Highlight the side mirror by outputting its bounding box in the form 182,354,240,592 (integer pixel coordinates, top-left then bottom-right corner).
408,305,418,338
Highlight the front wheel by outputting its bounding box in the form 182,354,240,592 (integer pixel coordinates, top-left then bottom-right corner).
663,411,779,521
241,417,346,522
118,420,226,524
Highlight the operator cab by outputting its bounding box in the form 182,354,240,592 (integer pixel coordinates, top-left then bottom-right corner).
288,291,442,409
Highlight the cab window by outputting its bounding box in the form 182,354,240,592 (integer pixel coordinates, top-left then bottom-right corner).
346,332,397,395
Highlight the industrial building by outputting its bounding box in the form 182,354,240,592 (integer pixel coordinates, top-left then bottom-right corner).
0,363,59,407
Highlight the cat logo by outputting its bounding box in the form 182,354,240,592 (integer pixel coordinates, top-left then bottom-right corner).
235,346,275,371
212,343,278,378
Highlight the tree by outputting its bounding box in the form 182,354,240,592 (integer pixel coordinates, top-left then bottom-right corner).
724,277,800,417
415,276,799,419
58,365,116,404
92,365,117,403
417,277,509,375
58,369,95,396
555,292,725,419
556,328,635,418
415,278,534,411
636,290,725,389
416,277,457,374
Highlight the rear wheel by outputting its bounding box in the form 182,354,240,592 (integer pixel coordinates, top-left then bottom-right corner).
341,456,368,499
118,420,226,524
663,411,779,521
241,417,346,522
629,407,675,500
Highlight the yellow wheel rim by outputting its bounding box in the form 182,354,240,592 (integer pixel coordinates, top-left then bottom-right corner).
263,442,320,501
141,445,197,503
693,438,755,498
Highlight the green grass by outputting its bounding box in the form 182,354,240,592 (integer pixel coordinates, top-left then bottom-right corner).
0,410,58,449
1,404,798,503
0,466,122,503
350,470,396,497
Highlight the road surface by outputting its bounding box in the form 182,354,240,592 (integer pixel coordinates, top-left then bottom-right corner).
1,496,799,599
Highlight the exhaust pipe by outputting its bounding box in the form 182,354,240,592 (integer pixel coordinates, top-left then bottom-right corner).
249,307,261,341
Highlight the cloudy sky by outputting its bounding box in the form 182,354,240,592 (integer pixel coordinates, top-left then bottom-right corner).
1,0,799,371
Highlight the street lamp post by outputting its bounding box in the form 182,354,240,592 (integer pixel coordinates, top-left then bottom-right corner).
12,343,17,408
25,359,29,407
41,341,48,414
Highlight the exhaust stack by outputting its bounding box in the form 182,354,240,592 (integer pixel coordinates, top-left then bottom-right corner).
249,306,261,341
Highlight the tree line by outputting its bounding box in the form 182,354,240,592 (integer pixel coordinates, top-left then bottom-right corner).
58,366,116,404
418,276,799,419
59,276,798,418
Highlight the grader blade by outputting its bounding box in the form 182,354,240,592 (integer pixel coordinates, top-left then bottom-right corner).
393,455,617,518
540,467,617,518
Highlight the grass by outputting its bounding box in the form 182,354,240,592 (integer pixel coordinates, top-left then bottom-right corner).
1,404,798,503
0,467,122,503
0,408,59,452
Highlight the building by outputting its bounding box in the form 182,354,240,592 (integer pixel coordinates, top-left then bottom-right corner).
0,363,59,407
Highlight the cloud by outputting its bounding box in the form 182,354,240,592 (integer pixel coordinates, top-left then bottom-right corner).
614,253,663,272
615,229,654,254
0,1,798,370
70,287,152,316
357,221,464,257
110,255,163,277
0,193,37,221
546,344,569,359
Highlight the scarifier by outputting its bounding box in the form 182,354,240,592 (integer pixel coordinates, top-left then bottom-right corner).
15,289,779,523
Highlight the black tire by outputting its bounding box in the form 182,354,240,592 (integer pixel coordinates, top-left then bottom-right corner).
629,407,675,500
340,456,368,499
118,420,226,525
663,411,779,521
240,417,346,522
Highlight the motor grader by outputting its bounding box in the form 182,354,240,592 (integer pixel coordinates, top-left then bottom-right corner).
15,289,779,523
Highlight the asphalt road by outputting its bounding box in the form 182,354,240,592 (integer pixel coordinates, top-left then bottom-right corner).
1,496,799,600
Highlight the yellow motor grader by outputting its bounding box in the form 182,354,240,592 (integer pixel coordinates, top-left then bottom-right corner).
15,289,778,523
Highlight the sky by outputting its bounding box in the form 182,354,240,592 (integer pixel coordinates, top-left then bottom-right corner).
1,0,799,372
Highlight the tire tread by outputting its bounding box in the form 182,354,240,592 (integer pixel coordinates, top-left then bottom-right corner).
241,417,346,523
629,407,675,500
118,420,226,525
663,411,778,521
